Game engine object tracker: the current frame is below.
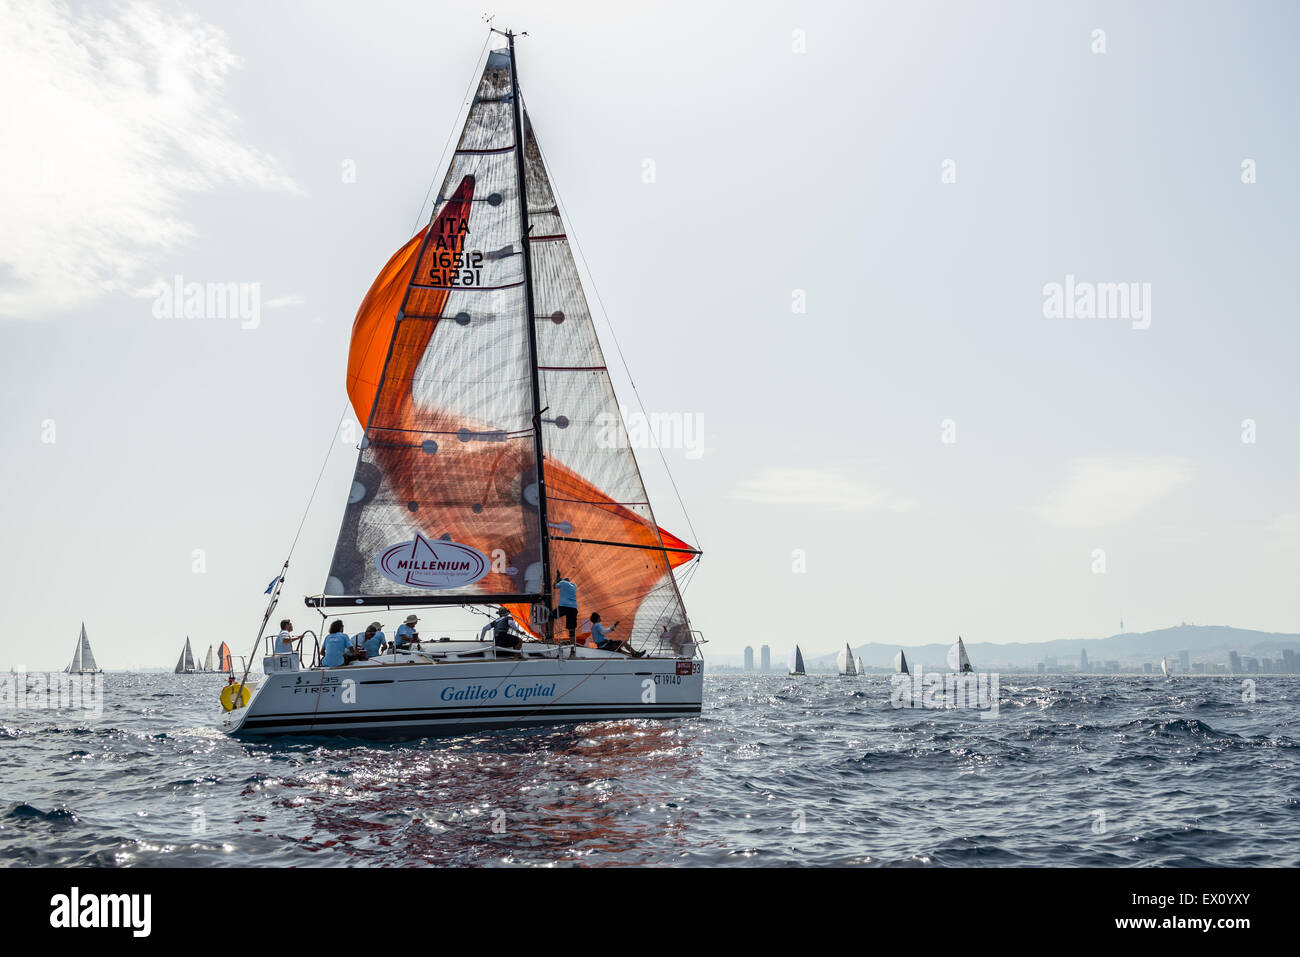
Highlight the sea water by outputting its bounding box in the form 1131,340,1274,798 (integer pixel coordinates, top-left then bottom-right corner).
1,672,1296,866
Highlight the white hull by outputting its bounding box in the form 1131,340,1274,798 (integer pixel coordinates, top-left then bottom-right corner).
223,642,703,738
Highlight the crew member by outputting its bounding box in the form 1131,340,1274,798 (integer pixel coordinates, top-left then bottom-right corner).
554,574,578,641
394,615,419,649
321,620,351,667
480,607,522,651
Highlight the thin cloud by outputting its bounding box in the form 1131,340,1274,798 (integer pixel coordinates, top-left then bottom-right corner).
730,467,916,513
1032,456,1192,528
0,0,299,320
1269,512,1300,535
266,294,306,309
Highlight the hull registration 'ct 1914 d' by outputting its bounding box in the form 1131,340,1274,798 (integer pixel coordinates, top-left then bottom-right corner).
220,27,704,739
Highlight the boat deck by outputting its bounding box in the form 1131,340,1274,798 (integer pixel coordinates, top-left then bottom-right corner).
316,639,691,669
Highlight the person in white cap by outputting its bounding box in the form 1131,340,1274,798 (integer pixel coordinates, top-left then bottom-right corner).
394,615,419,650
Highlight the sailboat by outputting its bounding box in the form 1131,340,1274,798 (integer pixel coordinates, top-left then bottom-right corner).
65,623,102,675
856,656,864,675
174,637,197,674
222,30,702,737
217,642,233,673
894,649,909,675
948,636,974,674
203,645,215,673
836,643,857,676
787,646,806,676
1160,657,1170,679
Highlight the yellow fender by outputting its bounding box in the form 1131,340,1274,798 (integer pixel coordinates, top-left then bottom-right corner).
220,682,254,712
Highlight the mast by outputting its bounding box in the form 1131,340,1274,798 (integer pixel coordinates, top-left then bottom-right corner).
505,28,554,638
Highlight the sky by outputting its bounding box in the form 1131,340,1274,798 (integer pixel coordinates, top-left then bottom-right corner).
1,0,1297,670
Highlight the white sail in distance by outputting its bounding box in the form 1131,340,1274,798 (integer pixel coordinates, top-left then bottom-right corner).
66,623,98,673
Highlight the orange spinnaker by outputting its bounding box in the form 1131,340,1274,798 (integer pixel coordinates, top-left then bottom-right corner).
346,225,429,427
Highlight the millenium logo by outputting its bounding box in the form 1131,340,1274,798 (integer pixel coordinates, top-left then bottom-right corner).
375,533,489,589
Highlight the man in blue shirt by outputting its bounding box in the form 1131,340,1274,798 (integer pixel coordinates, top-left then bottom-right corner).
321,620,351,667
363,623,386,658
394,615,419,649
554,574,578,642
588,613,642,657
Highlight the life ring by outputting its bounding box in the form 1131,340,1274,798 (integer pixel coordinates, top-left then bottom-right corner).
220,683,253,712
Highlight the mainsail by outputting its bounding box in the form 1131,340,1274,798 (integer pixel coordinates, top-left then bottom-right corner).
316,40,697,648
856,656,864,675
175,637,196,674
788,645,805,675
66,622,97,673
204,646,215,672
895,649,909,675
837,643,857,675
218,642,233,673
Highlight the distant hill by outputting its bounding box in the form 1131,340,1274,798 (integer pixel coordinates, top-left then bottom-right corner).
801,624,1299,671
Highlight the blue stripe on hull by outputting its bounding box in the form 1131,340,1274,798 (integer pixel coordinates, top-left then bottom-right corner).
232,702,701,737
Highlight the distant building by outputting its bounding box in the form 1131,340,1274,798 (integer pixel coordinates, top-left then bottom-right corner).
1178,650,1190,673
1036,662,1046,674
1229,651,1241,674
1142,662,1153,673
1261,658,1274,674
1080,649,1089,672
760,645,771,673
743,646,754,672
1283,649,1296,674
1192,663,1205,674
1245,657,1259,674
1104,660,1120,673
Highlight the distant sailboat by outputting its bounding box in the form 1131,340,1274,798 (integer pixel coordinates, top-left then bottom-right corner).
1160,657,1170,679
174,637,197,674
894,649,909,675
217,642,233,673
788,645,806,676
949,636,973,674
203,645,215,672
855,656,864,675
65,623,102,675
836,643,857,676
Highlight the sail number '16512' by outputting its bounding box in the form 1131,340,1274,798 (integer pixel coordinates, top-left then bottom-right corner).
430,250,482,287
